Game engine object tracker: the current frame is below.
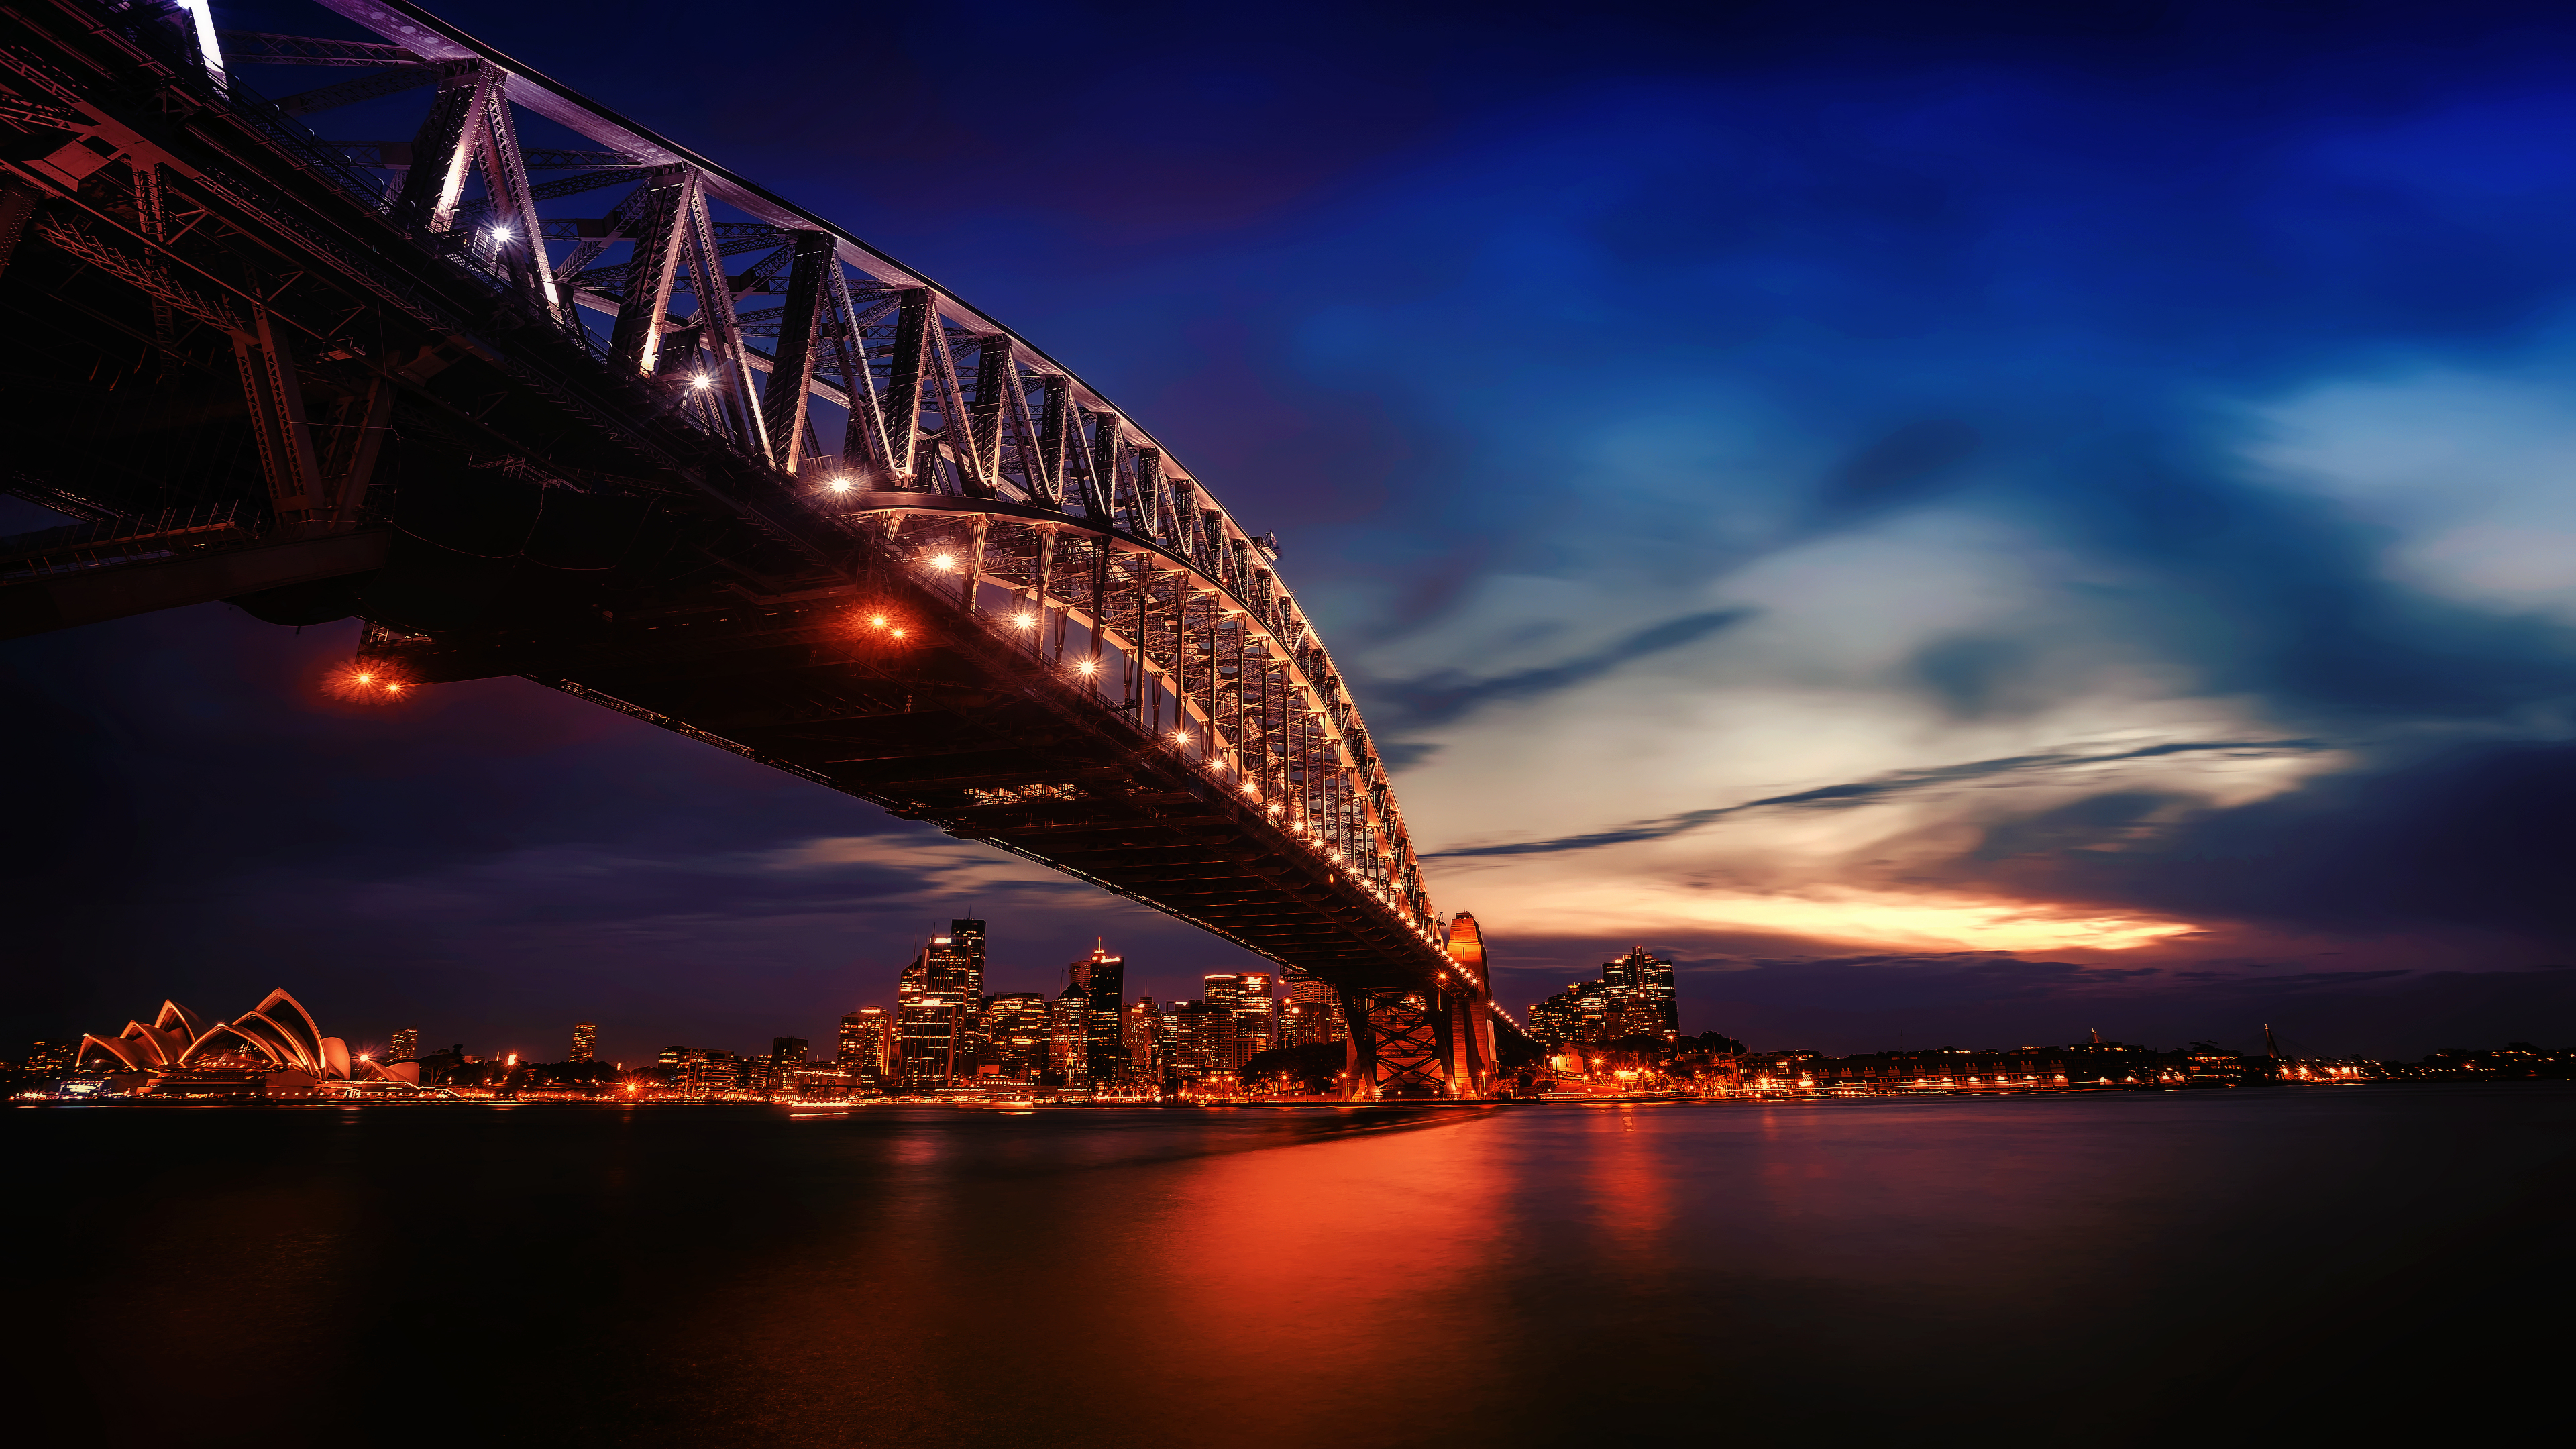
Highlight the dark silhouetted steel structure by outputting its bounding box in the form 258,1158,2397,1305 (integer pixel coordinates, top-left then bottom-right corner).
0,0,1514,1095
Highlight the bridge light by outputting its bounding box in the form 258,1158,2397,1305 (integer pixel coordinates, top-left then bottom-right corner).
1267,804,1281,814
892,627,907,639
826,477,853,494
1012,612,1035,629
869,614,888,628
355,672,373,685
931,553,957,571
1173,730,1190,743
1075,658,1098,676
690,374,714,391
489,223,513,241
386,682,405,694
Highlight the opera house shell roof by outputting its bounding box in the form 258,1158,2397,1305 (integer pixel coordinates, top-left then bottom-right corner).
78,989,418,1096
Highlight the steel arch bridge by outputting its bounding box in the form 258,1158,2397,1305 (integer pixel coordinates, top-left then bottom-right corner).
0,0,1521,1096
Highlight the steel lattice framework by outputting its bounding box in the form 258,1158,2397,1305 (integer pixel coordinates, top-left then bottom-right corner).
0,0,1515,1095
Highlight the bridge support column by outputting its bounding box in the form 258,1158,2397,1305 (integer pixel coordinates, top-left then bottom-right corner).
1340,987,1446,1099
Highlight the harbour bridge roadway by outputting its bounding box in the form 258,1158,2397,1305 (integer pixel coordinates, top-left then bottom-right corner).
0,0,1521,1097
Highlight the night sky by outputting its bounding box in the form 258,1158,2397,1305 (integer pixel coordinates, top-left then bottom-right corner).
8,0,2576,1063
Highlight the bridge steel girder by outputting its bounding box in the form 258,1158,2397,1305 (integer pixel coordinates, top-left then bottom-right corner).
0,0,1529,1076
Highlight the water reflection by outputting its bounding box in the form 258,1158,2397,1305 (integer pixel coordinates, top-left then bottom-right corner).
5,1089,2565,1446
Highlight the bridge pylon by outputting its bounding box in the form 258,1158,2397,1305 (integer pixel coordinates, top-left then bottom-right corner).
1338,912,1503,1099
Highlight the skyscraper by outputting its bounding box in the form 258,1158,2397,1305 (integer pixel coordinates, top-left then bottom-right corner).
771,1037,808,1088
1201,975,1240,1069
387,1028,419,1063
1076,941,1125,1083
569,1022,598,1063
1049,974,1089,1086
986,993,1050,1080
837,1008,893,1079
1234,972,1276,1063
1122,998,1161,1083
1285,968,1346,1047
1529,946,1680,1049
896,920,987,1093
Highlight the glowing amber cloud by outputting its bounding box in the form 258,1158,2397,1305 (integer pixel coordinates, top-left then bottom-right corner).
1483,879,2196,953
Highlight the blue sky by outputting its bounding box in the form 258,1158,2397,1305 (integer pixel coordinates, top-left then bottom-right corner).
8,0,2576,1059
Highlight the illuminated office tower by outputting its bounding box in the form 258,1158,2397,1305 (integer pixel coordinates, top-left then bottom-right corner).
1528,990,1581,1049
771,1037,808,1091
1049,974,1090,1085
987,993,1050,1080
896,920,988,1091
569,1022,598,1063
1284,969,1346,1046
1601,945,1679,1042
1201,975,1242,1070
1156,1000,1192,1077
1234,972,1276,1061
838,1006,894,1080
387,1027,419,1063
1075,942,1125,1083
1121,998,1160,1083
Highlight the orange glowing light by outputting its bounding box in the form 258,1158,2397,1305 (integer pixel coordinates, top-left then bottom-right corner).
931,553,957,571
1012,613,1036,629
826,477,853,494
892,627,907,638
355,672,373,684
1076,659,1098,675
869,614,888,628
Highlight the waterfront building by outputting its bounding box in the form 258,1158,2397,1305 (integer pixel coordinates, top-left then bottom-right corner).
1049,975,1090,1085
1077,942,1126,1083
987,993,1050,1080
896,920,987,1093
1234,972,1277,1062
771,1037,808,1087
1122,998,1161,1083
1168,998,1220,1077
570,1022,598,1063
387,1028,419,1063
1153,1000,1183,1077
1201,976,1243,1070
74,989,421,1097
837,1008,894,1079
1285,968,1346,1047
1529,945,1681,1050
686,1051,742,1091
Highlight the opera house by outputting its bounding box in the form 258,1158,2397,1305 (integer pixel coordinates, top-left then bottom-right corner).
78,989,419,1098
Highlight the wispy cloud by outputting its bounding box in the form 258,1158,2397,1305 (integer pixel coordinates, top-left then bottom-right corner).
1430,738,2330,859
1368,608,1755,730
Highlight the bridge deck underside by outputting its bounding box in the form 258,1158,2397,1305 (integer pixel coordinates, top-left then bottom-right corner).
374,578,1434,986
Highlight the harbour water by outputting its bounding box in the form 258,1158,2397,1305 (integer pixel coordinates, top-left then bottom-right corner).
7,1085,2565,1445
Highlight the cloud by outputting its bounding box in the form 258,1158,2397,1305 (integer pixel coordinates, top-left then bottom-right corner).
1431,737,2328,859
1365,608,1755,731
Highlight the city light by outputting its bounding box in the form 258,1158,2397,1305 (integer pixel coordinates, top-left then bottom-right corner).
489,223,513,240
892,627,906,639
869,614,888,628
931,553,957,570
